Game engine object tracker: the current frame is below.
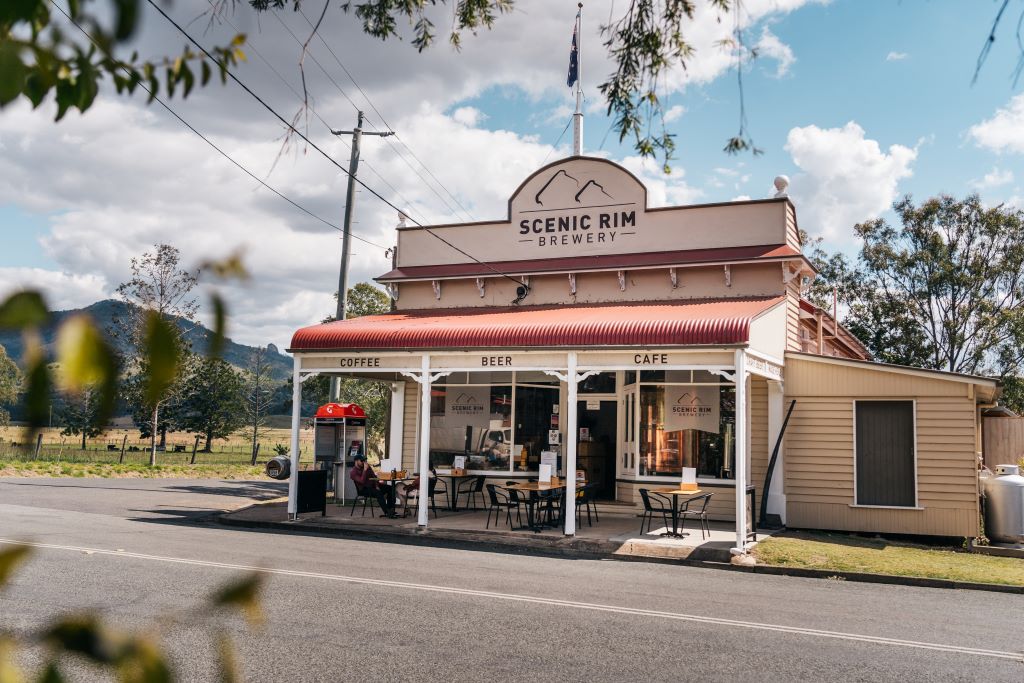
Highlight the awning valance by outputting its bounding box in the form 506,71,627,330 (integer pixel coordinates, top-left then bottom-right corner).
289,296,784,352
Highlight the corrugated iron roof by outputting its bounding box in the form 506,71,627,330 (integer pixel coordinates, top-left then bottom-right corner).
377,244,805,282
289,297,785,352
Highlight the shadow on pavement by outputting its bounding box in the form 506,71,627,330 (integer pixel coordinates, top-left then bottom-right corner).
165,482,286,499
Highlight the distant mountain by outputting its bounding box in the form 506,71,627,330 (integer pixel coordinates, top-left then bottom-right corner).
0,299,292,381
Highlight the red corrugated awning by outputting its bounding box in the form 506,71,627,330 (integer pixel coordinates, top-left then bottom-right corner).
289,297,784,352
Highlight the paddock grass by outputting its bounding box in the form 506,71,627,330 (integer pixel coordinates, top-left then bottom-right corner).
0,425,315,466
0,460,268,479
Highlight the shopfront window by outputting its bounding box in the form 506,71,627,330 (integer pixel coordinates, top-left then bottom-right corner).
513,384,559,471
430,384,512,471
429,372,559,473
637,384,736,480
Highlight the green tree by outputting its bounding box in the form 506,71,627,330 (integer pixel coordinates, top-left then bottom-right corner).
344,281,392,320
58,387,106,449
0,343,20,426
808,195,1024,408
244,346,274,464
804,234,934,368
176,355,246,452
116,244,198,465
854,195,1024,376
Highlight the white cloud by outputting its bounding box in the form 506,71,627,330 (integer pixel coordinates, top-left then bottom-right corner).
784,122,917,239
756,27,796,77
0,0,825,348
618,156,702,207
968,94,1024,154
664,105,687,123
970,167,1015,190
886,51,908,61
0,269,109,312
452,106,486,127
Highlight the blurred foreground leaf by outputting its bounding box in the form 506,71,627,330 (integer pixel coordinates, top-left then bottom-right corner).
211,573,263,626
43,615,119,664
0,546,30,589
0,291,47,329
142,312,180,405
117,638,171,683
209,293,227,359
54,315,119,424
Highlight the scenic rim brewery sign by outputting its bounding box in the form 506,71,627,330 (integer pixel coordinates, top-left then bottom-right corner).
516,168,638,248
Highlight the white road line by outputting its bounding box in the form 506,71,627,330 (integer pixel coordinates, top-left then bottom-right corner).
2,538,1021,662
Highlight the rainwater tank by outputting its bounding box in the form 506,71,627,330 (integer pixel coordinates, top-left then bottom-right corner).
983,464,1024,544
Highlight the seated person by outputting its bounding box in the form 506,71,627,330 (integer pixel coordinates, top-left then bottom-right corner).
349,454,397,517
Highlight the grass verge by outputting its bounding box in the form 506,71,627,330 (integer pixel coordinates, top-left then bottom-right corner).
0,461,266,480
753,531,1024,587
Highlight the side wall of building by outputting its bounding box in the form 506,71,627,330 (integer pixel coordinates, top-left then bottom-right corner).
783,355,980,537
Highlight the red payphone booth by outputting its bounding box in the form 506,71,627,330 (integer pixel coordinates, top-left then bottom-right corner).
313,403,366,503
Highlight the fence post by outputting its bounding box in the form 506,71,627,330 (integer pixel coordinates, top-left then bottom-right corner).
119,434,127,464
33,433,42,460
191,434,200,465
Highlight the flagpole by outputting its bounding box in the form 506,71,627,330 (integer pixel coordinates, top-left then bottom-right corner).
573,3,583,156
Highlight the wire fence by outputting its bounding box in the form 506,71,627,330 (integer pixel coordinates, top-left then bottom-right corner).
0,434,315,466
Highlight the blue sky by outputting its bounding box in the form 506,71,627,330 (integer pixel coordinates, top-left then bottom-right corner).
0,0,1022,346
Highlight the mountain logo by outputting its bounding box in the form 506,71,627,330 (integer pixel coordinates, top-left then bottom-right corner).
534,169,580,206
672,392,713,416
574,179,613,203
450,392,484,416
534,170,616,207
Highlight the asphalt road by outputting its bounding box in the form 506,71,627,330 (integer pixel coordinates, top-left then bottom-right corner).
1,477,1022,682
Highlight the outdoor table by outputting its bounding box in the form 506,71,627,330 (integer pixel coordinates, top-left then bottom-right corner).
437,472,476,511
651,487,704,538
507,481,567,532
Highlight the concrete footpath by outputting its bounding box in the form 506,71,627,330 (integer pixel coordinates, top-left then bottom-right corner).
221,499,1024,595
220,498,747,562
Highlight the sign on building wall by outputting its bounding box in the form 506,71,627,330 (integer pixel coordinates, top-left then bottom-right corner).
444,386,490,427
664,385,720,433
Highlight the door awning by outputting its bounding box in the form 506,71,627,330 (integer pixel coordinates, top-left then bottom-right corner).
289,296,785,352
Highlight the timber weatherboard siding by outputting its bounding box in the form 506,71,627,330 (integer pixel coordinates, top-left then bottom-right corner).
782,355,981,537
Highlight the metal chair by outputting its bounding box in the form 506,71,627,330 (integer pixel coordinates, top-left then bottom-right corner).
575,482,600,527
485,484,522,529
638,488,673,535
678,493,714,539
455,475,486,510
403,477,443,519
350,487,378,517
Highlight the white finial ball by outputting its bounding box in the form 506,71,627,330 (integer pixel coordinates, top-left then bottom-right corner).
773,175,790,198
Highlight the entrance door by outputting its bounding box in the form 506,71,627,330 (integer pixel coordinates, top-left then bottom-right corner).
576,400,618,499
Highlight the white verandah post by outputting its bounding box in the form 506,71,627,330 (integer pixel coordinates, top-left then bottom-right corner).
564,351,579,536
287,356,302,520
417,355,432,527
733,349,749,554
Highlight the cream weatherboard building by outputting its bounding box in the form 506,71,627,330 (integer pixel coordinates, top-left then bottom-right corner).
286,157,998,552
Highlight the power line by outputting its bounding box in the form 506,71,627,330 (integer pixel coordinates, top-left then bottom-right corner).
146,0,527,291
52,1,387,253
294,6,477,223
274,7,471,222
204,0,431,226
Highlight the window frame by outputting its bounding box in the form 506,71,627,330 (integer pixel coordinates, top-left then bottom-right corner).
630,376,739,485
851,399,920,509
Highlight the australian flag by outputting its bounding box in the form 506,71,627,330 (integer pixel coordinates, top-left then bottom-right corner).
567,23,579,88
